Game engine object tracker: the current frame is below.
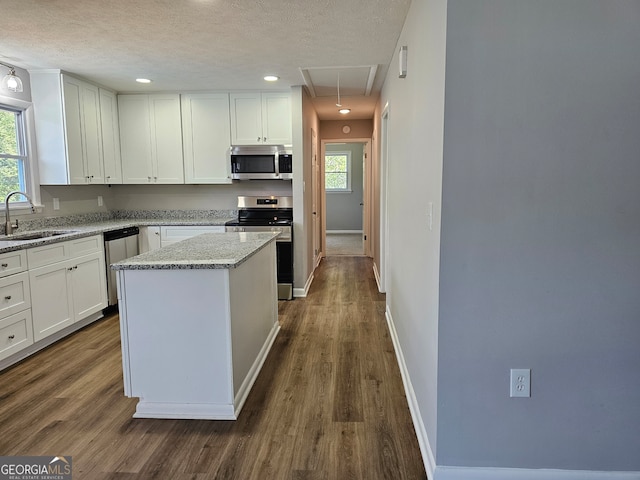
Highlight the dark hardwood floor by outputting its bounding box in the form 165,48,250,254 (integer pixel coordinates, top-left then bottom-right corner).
0,256,426,479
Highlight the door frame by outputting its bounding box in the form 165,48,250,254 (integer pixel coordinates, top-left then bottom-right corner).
320,138,372,259
379,104,390,293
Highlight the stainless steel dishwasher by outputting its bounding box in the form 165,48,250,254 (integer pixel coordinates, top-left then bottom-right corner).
104,226,139,306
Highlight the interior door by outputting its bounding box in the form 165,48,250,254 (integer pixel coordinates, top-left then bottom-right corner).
362,141,372,257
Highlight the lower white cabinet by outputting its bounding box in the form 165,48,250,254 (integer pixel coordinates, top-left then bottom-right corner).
28,236,107,342
0,250,27,278
138,226,161,253
0,250,33,362
0,310,34,362
159,226,225,247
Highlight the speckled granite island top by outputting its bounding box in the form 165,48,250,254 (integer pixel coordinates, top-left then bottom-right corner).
111,232,279,270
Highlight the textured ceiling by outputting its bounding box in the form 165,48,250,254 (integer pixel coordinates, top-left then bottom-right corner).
0,0,411,120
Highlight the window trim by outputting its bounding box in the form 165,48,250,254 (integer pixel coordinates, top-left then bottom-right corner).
324,151,352,193
0,94,41,212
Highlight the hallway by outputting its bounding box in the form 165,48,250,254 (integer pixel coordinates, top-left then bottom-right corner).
0,257,426,479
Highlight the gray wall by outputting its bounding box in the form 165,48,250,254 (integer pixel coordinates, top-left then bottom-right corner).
438,0,640,471
325,142,364,231
378,0,447,468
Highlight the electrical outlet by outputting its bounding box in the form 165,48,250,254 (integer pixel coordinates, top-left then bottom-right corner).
97,195,103,207
510,369,531,397
53,198,60,210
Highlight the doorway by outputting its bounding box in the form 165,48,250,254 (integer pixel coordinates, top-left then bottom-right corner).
321,139,372,257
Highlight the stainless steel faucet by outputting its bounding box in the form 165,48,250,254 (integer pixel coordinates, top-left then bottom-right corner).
4,191,36,235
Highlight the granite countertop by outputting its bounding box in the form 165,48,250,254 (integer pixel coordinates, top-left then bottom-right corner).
0,214,236,254
111,232,279,270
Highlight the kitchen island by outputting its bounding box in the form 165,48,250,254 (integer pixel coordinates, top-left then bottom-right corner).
112,232,280,420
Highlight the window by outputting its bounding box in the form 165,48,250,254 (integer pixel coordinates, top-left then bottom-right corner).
325,151,351,192
0,105,28,204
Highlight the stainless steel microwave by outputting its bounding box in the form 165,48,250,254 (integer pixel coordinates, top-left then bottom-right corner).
230,145,293,180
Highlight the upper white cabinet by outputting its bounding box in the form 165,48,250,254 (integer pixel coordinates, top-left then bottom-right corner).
118,94,184,184
100,89,123,184
181,93,232,184
31,71,117,184
230,92,291,145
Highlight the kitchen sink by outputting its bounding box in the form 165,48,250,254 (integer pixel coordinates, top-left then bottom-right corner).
0,230,79,241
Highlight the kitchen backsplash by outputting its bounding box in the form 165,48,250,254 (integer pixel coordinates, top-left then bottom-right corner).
1,209,237,235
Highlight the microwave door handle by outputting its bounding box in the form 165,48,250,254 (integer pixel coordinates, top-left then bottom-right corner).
274,153,280,178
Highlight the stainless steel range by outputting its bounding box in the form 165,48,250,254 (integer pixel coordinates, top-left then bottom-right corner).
225,196,293,300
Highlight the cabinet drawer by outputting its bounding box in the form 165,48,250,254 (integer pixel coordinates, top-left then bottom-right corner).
0,272,31,319
69,235,102,256
27,242,68,268
27,235,103,268
0,250,27,278
0,309,34,362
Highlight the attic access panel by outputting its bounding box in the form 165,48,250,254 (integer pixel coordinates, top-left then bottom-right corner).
300,65,378,98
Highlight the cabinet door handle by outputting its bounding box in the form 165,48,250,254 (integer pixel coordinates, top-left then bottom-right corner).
4,295,11,300
1,263,8,268
263,137,267,142
8,334,15,340
68,267,74,271
257,137,261,142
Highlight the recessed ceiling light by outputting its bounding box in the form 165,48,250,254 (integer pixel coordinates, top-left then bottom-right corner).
264,75,279,82
136,78,152,84
339,108,351,114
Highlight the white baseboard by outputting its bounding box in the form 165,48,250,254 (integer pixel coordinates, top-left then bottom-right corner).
434,466,640,480
326,230,363,234
293,271,314,297
133,402,236,420
385,307,640,480
385,306,436,477
234,321,281,417
373,262,383,293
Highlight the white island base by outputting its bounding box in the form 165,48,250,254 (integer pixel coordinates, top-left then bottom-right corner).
116,238,279,420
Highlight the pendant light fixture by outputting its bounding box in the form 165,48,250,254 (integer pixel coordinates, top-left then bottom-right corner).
0,62,24,93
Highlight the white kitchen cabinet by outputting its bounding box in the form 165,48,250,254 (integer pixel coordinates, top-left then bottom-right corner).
0,250,27,278
138,226,161,253
100,89,123,184
0,272,31,319
119,94,184,184
30,71,116,184
0,310,34,362
230,92,291,145
29,259,74,341
181,93,232,184
159,226,225,247
0,257,33,362
28,236,107,342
